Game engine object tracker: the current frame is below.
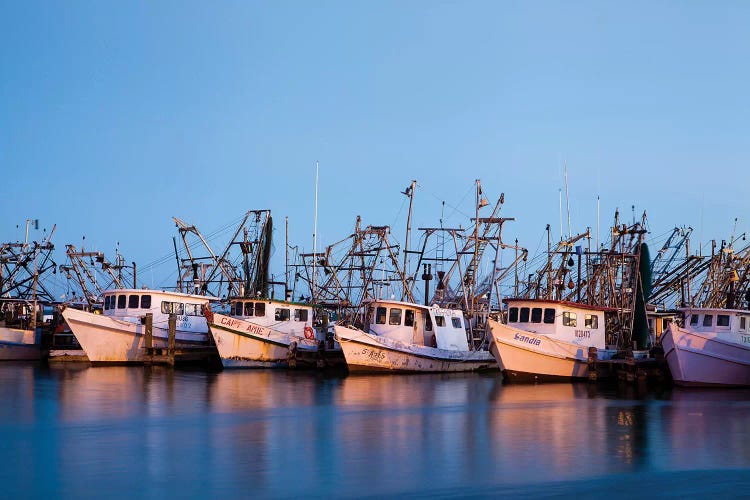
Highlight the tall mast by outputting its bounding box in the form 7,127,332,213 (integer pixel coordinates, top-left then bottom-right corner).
564,161,571,239
402,180,416,300
285,216,289,300
559,189,563,241
312,161,319,301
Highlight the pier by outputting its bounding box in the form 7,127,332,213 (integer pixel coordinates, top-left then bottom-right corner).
143,313,220,368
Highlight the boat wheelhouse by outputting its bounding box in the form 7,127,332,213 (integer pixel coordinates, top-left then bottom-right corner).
62,289,215,364
334,299,496,373
207,297,343,369
488,298,614,382
662,307,750,386
0,299,45,360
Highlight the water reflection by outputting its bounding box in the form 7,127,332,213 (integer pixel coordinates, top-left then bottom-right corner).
0,365,749,497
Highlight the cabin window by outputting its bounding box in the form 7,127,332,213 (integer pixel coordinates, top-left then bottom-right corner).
161,301,184,315
585,314,598,329
508,307,518,323
244,302,254,316
717,315,730,327
702,314,713,327
451,317,463,329
104,296,111,310
690,314,698,326
275,308,290,321
519,307,530,323
404,310,414,327
141,295,151,309
255,303,266,317
185,304,202,316
389,308,402,325
435,315,445,327
662,318,671,331
741,317,747,330
425,315,433,331
531,308,542,323
117,295,127,309
376,307,387,324
294,309,308,322
544,308,556,324
128,295,139,308
563,311,577,327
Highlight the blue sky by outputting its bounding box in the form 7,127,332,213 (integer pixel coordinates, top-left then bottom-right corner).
2,1,749,296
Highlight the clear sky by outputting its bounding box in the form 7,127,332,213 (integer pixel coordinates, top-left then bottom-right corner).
2,1,749,297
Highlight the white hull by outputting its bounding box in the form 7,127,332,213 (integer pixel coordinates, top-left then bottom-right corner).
209,313,342,368
662,324,750,387
489,320,591,381
334,325,497,373
63,307,207,364
0,326,42,360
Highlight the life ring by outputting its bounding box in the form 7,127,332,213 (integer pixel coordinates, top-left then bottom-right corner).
304,325,315,340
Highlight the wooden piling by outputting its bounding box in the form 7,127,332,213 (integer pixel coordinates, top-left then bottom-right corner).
587,346,598,382
144,313,153,349
167,313,176,366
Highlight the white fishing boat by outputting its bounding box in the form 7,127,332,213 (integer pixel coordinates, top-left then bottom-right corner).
0,300,43,361
334,299,496,373
62,289,214,364
661,307,750,387
488,298,623,382
206,298,343,369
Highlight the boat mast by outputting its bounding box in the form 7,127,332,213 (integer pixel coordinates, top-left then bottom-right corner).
285,216,289,301
312,161,319,302
402,180,416,300
564,161,572,239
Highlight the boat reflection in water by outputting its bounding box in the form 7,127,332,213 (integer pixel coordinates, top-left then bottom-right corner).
2,366,750,497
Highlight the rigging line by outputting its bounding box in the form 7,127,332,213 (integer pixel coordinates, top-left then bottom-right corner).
414,181,474,221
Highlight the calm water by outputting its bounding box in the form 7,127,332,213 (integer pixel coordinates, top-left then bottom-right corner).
1,364,749,499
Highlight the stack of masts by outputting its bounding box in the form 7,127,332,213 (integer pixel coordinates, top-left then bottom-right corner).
59,243,134,307
403,181,528,348
297,216,413,323
648,227,706,309
690,237,750,309
172,210,273,299
0,223,57,302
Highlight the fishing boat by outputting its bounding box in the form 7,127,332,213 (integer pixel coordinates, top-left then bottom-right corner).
0,299,44,360
206,298,343,369
0,221,58,360
487,298,622,382
334,298,496,372
62,289,214,364
661,307,750,386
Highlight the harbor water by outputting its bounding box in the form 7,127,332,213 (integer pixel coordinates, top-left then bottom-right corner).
1,363,749,498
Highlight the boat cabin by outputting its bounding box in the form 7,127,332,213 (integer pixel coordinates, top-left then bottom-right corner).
101,289,212,334
503,298,610,349
228,298,315,338
681,307,750,335
363,299,470,351
647,310,678,342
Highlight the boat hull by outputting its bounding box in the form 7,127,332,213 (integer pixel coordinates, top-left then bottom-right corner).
62,307,207,364
209,313,343,369
662,324,750,387
0,326,43,360
334,325,497,373
488,320,591,382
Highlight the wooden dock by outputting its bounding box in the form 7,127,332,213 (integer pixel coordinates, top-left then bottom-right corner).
142,313,221,368
587,346,671,386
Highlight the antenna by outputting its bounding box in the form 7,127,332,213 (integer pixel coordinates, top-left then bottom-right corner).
564,161,571,239
312,161,319,300
558,189,563,242
596,195,601,252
